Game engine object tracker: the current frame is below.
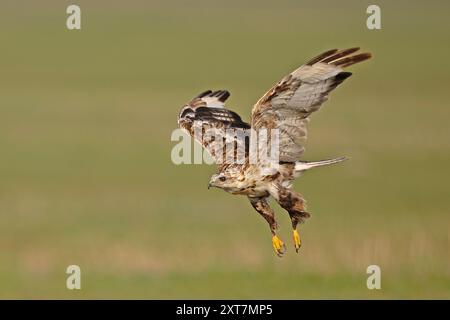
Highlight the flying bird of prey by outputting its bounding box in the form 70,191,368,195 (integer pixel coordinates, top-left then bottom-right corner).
178,48,371,256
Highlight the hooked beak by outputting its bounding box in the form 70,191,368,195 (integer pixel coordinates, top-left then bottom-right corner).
207,183,211,189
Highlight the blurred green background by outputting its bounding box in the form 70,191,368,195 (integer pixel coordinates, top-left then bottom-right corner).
0,0,449,299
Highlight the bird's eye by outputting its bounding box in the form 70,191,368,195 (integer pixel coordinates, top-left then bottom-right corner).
219,176,226,182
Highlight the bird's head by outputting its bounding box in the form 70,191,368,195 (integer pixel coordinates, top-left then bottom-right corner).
208,173,232,190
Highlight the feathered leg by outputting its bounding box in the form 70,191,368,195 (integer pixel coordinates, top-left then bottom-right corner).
272,186,311,253
248,196,286,257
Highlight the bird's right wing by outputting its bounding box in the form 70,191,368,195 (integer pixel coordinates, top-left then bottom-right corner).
251,48,371,162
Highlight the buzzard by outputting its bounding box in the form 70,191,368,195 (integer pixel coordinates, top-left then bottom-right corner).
177,48,371,256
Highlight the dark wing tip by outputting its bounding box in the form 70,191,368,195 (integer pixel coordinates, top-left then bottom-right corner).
306,48,339,66
210,90,231,102
333,52,372,68
335,71,353,81
321,47,360,64
306,47,372,68
326,72,353,91
195,90,231,102
195,90,213,99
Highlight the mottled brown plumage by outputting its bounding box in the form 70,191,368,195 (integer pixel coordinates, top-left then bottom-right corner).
177,48,371,256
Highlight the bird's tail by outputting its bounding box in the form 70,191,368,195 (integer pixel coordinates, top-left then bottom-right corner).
295,156,349,172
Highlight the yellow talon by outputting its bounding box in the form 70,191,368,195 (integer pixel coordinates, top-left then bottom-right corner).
272,235,286,257
293,229,301,253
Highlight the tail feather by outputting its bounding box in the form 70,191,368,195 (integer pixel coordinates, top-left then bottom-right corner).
295,156,348,172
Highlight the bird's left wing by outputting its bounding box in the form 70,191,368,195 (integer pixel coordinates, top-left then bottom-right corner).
178,90,251,165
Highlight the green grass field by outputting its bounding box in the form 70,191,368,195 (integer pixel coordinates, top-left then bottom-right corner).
0,0,449,298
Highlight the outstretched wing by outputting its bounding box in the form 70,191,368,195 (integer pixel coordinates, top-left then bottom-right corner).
251,48,371,162
178,90,251,165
